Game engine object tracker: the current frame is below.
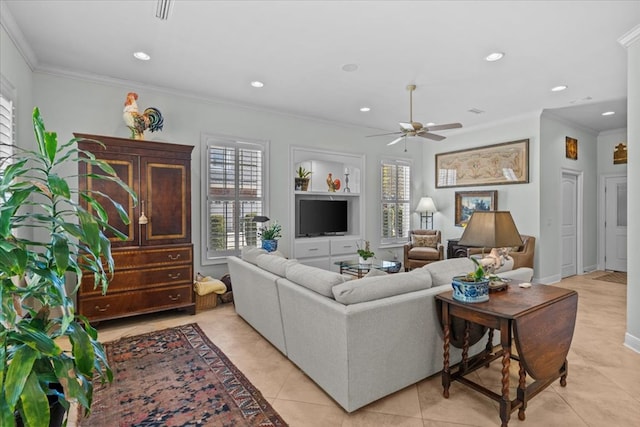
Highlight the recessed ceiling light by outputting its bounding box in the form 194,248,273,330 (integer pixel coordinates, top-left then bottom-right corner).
250,81,264,88
602,111,615,116
359,107,371,112
485,52,504,62
342,63,359,72
551,85,568,92
133,51,151,61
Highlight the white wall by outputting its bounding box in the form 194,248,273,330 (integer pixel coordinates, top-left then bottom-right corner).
622,27,640,353
422,114,542,274
597,128,628,176
27,71,422,277
539,113,599,279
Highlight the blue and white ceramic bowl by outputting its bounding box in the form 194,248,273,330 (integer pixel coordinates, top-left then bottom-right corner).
451,276,490,303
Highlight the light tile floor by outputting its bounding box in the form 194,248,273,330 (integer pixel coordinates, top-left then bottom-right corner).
87,272,639,426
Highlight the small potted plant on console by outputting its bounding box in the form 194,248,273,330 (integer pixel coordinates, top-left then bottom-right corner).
259,221,282,252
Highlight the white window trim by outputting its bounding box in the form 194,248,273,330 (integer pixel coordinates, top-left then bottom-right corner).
200,132,269,265
1,74,16,172
380,158,412,246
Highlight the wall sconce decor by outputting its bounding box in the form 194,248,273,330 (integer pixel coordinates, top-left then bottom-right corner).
614,142,627,164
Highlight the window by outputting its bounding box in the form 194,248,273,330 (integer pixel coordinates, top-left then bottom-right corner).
0,75,16,176
381,159,411,245
203,135,268,260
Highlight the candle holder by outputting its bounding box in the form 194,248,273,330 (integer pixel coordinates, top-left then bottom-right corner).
343,172,351,192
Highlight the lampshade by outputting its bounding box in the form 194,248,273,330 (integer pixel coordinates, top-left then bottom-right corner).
252,215,270,223
457,211,523,248
416,197,437,213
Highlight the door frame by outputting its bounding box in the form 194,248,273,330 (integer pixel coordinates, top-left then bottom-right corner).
561,169,584,276
598,173,627,271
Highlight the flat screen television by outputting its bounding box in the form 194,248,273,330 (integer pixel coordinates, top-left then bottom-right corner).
297,199,348,237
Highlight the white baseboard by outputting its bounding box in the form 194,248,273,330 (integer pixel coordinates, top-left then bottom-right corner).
536,273,561,285
624,332,640,354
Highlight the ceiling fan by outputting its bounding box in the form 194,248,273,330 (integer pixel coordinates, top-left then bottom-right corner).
369,84,462,146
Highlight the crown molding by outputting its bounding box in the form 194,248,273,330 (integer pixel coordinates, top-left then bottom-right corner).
0,2,37,70
618,24,640,48
541,110,599,136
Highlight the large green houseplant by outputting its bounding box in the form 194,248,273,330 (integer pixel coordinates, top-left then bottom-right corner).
0,108,136,426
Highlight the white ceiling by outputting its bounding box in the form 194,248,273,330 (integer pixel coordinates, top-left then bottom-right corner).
2,1,637,136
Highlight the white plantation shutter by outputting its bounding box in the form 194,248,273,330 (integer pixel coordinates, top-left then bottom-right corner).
205,138,267,258
381,160,411,244
0,84,15,173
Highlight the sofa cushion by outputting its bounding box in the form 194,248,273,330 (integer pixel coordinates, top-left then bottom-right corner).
424,258,475,288
256,254,297,277
411,234,438,248
408,246,441,261
285,263,345,298
241,246,268,265
364,268,388,278
332,269,433,304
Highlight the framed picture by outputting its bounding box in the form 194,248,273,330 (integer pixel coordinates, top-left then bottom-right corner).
566,137,578,160
454,190,498,227
435,139,529,188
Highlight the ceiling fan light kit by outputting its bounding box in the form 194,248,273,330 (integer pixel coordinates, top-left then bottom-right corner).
368,84,462,145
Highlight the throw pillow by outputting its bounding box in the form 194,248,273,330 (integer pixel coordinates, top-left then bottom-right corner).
412,234,438,248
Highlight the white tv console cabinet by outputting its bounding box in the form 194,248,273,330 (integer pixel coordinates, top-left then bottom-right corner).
290,147,365,271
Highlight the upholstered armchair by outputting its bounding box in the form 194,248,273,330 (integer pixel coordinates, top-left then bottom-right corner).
404,229,445,271
467,234,536,269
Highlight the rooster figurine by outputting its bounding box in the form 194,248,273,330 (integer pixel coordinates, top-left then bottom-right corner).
123,92,164,140
326,173,341,192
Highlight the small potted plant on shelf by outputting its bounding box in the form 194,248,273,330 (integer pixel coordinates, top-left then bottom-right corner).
0,108,136,427
258,221,282,252
294,166,311,191
451,258,491,303
357,241,375,265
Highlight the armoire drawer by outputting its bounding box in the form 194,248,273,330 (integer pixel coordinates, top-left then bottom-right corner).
81,264,193,295
111,245,192,269
78,284,194,321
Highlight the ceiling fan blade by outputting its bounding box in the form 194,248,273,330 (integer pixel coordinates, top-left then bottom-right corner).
425,122,463,132
387,136,405,146
419,132,446,141
399,122,415,131
367,131,403,137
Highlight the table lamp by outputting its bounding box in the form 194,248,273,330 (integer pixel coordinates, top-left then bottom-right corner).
416,197,437,229
457,211,522,256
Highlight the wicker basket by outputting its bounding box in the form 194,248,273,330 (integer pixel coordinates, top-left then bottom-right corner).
195,292,218,312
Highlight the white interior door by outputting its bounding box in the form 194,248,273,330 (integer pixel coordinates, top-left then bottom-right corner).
605,176,627,272
561,173,578,278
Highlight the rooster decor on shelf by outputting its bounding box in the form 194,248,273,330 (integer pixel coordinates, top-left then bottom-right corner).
123,92,164,140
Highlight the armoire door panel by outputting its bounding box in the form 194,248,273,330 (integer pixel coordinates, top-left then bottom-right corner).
141,158,191,245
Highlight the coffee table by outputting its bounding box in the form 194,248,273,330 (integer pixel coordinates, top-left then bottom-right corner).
334,259,402,278
435,283,578,427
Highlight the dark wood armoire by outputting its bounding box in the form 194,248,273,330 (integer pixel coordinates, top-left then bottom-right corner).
75,133,195,321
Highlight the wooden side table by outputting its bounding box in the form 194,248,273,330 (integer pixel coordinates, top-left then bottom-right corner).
435,284,578,427
446,238,481,259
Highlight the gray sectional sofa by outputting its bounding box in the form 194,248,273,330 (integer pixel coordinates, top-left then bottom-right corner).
227,248,533,412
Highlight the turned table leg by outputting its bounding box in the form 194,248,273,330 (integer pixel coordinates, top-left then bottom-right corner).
560,359,568,387
499,321,512,427
442,304,451,399
517,363,527,421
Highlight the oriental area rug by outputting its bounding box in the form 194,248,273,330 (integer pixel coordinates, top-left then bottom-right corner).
81,323,287,427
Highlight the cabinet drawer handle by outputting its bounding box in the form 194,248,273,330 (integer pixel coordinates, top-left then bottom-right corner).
343,245,353,248
95,304,110,312
308,248,319,251
168,253,181,260
168,294,181,301
168,273,181,279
